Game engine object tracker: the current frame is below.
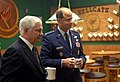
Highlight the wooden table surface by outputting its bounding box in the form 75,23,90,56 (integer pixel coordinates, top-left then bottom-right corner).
86,59,95,64
91,51,120,73
91,51,120,55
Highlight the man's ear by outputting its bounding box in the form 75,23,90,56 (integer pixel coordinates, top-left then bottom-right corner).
24,28,29,34
57,18,60,23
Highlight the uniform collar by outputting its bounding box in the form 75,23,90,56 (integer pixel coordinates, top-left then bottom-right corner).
57,27,70,37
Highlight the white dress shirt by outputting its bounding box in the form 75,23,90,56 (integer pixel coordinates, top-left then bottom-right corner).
19,36,33,51
57,27,72,49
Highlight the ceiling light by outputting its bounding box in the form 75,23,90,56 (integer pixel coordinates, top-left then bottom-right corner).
45,0,83,24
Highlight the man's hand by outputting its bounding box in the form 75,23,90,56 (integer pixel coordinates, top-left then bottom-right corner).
62,58,76,68
75,58,83,68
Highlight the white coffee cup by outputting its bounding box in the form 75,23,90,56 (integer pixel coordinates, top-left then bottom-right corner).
45,67,56,80
85,55,90,60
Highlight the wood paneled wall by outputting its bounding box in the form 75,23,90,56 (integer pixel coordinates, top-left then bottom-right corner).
1,45,120,58
82,44,120,58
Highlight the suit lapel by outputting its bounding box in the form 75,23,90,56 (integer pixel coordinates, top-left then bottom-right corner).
18,38,45,75
24,47,45,75
55,29,71,52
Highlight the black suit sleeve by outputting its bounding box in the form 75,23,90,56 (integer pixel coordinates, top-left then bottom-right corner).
1,47,22,82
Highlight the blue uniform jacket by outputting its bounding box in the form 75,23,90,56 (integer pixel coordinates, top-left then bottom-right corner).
40,28,86,82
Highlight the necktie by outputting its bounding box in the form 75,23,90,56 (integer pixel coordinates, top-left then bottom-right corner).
64,32,70,48
32,47,44,74
32,47,40,64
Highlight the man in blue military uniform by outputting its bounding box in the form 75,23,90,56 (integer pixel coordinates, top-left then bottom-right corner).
40,7,86,82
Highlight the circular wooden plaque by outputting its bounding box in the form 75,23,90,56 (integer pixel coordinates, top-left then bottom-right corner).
0,0,19,38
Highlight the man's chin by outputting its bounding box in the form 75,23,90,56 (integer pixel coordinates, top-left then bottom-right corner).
37,39,40,42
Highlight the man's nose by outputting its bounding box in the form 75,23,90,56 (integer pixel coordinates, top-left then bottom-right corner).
39,32,44,36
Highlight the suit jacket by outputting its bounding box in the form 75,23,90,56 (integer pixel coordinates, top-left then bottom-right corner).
1,38,46,82
40,28,86,82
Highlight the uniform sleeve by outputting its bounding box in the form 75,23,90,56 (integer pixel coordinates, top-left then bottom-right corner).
40,35,61,68
78,33,86,69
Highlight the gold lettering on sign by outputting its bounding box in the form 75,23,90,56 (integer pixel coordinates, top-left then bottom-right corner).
78,7,109,15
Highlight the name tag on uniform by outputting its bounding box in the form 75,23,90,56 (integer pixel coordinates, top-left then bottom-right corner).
56,46,63,50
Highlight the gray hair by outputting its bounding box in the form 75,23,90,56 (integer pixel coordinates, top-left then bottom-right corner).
19,15,42,35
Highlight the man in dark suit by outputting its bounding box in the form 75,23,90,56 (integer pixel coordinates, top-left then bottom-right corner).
1,16,47,82
40,7,86,82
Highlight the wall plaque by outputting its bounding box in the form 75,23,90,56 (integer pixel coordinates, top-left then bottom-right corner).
72,4,120,41
0,0,19,38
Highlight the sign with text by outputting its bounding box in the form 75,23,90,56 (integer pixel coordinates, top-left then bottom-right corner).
72,4,120,41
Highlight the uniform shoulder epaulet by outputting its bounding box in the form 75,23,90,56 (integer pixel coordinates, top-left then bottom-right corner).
70,30,78,33
45,30,54,35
